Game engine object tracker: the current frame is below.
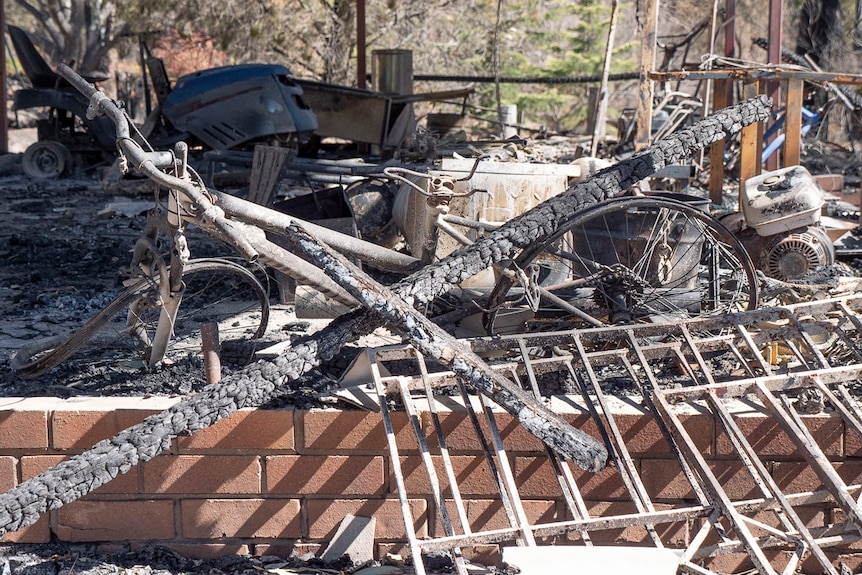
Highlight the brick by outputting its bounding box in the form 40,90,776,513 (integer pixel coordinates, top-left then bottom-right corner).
614,411,713,457
307,498,427,540
835,554,862,575
710,460,762,500
299,410,414,452
0,514,50,543
56,500,175,541
0,456,16,490
422,410,546,453
749,505,826,532
773,461,862,494
641,458,698,501
266,455,384,496
514,456,626,501
397,455,497,496
160,543,250,560
579,501,687,545
21,455,137,495
52,408,158,449
0,409,48,449
453,499,555,536
845,425,862,458
178,409,294,452
709,549,821,575
715,413,842,458
846,429,862,458
699,552,756,575
181,498,301,538
142,455,260,494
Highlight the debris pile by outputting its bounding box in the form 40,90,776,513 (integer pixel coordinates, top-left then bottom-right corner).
7,54,862,575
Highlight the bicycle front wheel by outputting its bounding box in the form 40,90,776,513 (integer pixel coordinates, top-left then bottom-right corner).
12,258,271,378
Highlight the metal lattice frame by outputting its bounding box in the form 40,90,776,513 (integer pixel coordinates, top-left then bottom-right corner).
354,295,862,574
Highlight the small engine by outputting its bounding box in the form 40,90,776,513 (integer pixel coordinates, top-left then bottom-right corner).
730,166,834,282
759,228,833,281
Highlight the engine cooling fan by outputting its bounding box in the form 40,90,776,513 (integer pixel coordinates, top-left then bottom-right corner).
760,228,834,282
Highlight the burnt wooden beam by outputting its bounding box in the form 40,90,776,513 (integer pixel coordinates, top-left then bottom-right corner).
284,223,608,473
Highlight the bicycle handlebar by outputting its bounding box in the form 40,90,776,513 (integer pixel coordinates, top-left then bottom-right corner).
56,63,259,262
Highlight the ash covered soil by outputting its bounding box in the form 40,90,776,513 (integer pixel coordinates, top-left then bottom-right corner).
1,542,434,575
0,157,353,400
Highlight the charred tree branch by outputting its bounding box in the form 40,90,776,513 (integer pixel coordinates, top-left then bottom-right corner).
284,223,608,472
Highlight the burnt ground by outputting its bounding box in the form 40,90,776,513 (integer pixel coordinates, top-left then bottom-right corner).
0,157,353,401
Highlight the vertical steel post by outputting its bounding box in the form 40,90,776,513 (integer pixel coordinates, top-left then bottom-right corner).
765,0,783,171
0,0,8,154
356,0,367,89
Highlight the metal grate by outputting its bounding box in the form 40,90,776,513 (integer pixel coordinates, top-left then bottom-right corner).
349,295,862,574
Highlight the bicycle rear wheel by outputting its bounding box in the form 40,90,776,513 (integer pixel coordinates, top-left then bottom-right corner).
484,195,758,334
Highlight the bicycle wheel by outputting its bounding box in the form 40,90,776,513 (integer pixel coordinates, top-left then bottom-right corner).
127,258,271,362
484,195,758,334
12,258,270,378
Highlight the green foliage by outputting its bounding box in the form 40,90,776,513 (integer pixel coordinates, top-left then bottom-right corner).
468,0,637,133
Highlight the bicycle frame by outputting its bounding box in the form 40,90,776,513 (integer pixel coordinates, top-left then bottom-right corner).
56,64,502,369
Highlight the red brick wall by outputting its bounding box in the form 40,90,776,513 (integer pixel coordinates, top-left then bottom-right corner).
0,396,858,571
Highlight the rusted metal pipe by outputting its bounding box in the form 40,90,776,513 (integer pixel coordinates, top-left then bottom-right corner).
200,322,221,385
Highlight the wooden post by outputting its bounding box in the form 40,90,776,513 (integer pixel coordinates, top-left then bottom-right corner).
738,82,762,205
764,0,783,171
709,78,728,204
783,78,803,166
634,0,659,152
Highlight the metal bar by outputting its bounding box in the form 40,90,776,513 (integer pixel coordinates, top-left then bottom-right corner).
683,509,726,564
395,377,470,575
680,323,716,386
572,333,664,547
200,322,221,385
370,350,426,575
728,340,760,378
415,350,472,535
651,389,778,575
622,335,710,506
661,366,862,402
649,68,862,84
478,393,537,546
756,383,862,533
455,379,521,537
707,391,839,575
413,484,862,553
515,349,592,544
